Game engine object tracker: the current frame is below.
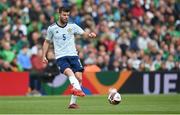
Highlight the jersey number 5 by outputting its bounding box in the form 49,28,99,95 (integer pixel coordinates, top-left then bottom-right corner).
62,34,66,40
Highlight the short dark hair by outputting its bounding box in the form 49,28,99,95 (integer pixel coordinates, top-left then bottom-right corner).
59,6,70,13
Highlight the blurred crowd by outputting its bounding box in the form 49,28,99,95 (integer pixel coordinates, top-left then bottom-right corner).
0,0,180,72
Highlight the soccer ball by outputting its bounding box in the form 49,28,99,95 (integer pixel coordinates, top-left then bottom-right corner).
108,88,121,105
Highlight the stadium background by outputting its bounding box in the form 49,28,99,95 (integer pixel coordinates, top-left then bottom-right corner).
0,0,180,114
0,0,180,95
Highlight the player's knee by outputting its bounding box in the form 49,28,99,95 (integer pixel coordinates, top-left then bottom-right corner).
64,68,74,76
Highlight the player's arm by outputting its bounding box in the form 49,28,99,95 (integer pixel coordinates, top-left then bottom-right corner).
42,40,50,63
73,23,96,39
42,26,53,63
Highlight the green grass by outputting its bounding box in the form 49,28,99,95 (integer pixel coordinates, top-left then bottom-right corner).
0,94,180,114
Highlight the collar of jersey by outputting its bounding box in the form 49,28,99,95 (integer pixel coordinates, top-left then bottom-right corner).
56,22,67,28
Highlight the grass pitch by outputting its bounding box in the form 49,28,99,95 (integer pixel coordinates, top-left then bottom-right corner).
0,94,179,114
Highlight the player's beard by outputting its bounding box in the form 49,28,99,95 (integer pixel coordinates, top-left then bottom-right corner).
60,17,68,25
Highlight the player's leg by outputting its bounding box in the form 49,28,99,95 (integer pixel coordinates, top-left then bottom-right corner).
56,57,85,97
64,68,83,109
75,72,82,85
68,56,85,109
65,72,85,109
69,56,84,90
64,68,81,90
69,56,84,85
69,72,82,106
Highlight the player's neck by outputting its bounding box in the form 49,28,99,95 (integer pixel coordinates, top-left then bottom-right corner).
57,20,67,28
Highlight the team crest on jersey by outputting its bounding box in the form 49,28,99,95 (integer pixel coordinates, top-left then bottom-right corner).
67,28,72,33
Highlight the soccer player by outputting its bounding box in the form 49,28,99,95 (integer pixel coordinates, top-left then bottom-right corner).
42,6,96,109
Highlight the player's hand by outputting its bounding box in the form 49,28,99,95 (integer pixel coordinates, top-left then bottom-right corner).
42,56,48,64
88,32,96,38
